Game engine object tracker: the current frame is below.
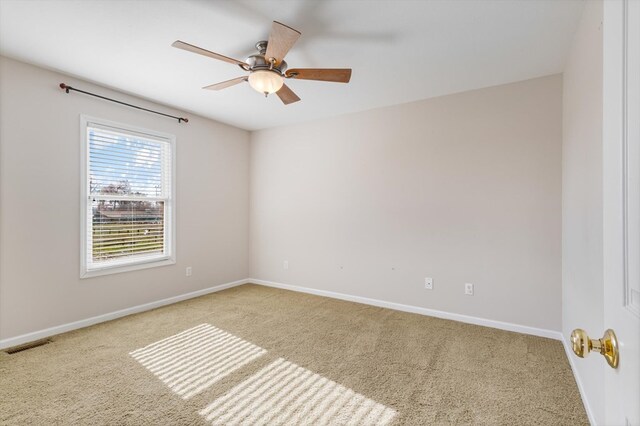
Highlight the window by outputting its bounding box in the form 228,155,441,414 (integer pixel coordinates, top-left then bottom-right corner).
81,116,175,277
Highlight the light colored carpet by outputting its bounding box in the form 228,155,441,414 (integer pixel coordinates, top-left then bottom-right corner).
0,284,588,425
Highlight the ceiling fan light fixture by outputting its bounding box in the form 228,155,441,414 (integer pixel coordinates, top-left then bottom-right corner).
248,69,284,96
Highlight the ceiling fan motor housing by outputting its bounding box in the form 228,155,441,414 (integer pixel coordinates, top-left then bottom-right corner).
245,41,288,75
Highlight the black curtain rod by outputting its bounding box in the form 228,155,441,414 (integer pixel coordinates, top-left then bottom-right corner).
59,83,189,123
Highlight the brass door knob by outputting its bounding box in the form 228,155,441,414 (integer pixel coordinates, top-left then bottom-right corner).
570,328,619,369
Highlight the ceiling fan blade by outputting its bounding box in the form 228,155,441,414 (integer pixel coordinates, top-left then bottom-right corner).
276,84,301,105
265,21,301,65
285,68,352,83
172,40,249,67
203,76,248,91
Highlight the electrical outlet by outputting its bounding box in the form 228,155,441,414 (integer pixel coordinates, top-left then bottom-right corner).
186,267,192,277
465,283,474,295
425,277,433,290
283,260,289,270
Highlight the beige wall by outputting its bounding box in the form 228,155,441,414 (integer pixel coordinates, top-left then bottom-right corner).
562,1,604,423
0,56,566,342
250,75,563,331
0,57,250,339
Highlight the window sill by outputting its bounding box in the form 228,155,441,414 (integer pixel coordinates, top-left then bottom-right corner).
81,256,176,279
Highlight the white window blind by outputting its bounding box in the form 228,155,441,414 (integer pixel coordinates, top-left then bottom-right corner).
81,117,175,277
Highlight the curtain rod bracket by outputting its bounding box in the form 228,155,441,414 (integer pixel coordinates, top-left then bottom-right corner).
59,83,188,123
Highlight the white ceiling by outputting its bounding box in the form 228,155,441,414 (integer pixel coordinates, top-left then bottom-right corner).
0,0,584,131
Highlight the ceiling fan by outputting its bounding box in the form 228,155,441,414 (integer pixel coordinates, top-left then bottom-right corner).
172,21,352,105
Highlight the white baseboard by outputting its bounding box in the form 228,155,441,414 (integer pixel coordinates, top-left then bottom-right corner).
1,276,562,346
0,278,249,350
561,335,596,426
249,278,562,340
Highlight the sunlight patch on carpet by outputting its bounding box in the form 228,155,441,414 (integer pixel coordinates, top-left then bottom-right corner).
199,357,397,425
129,323,266,399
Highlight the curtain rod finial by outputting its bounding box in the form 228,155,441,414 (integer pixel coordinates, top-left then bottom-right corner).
59,83,70,93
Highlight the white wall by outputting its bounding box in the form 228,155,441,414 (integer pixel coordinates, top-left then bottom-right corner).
562,1,604,424
250,75,563,331
0,57,250,340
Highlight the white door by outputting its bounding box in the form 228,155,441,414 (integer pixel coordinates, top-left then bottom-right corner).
603,0,640,424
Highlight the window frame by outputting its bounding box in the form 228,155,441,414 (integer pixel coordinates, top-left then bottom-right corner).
80,115,176,278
